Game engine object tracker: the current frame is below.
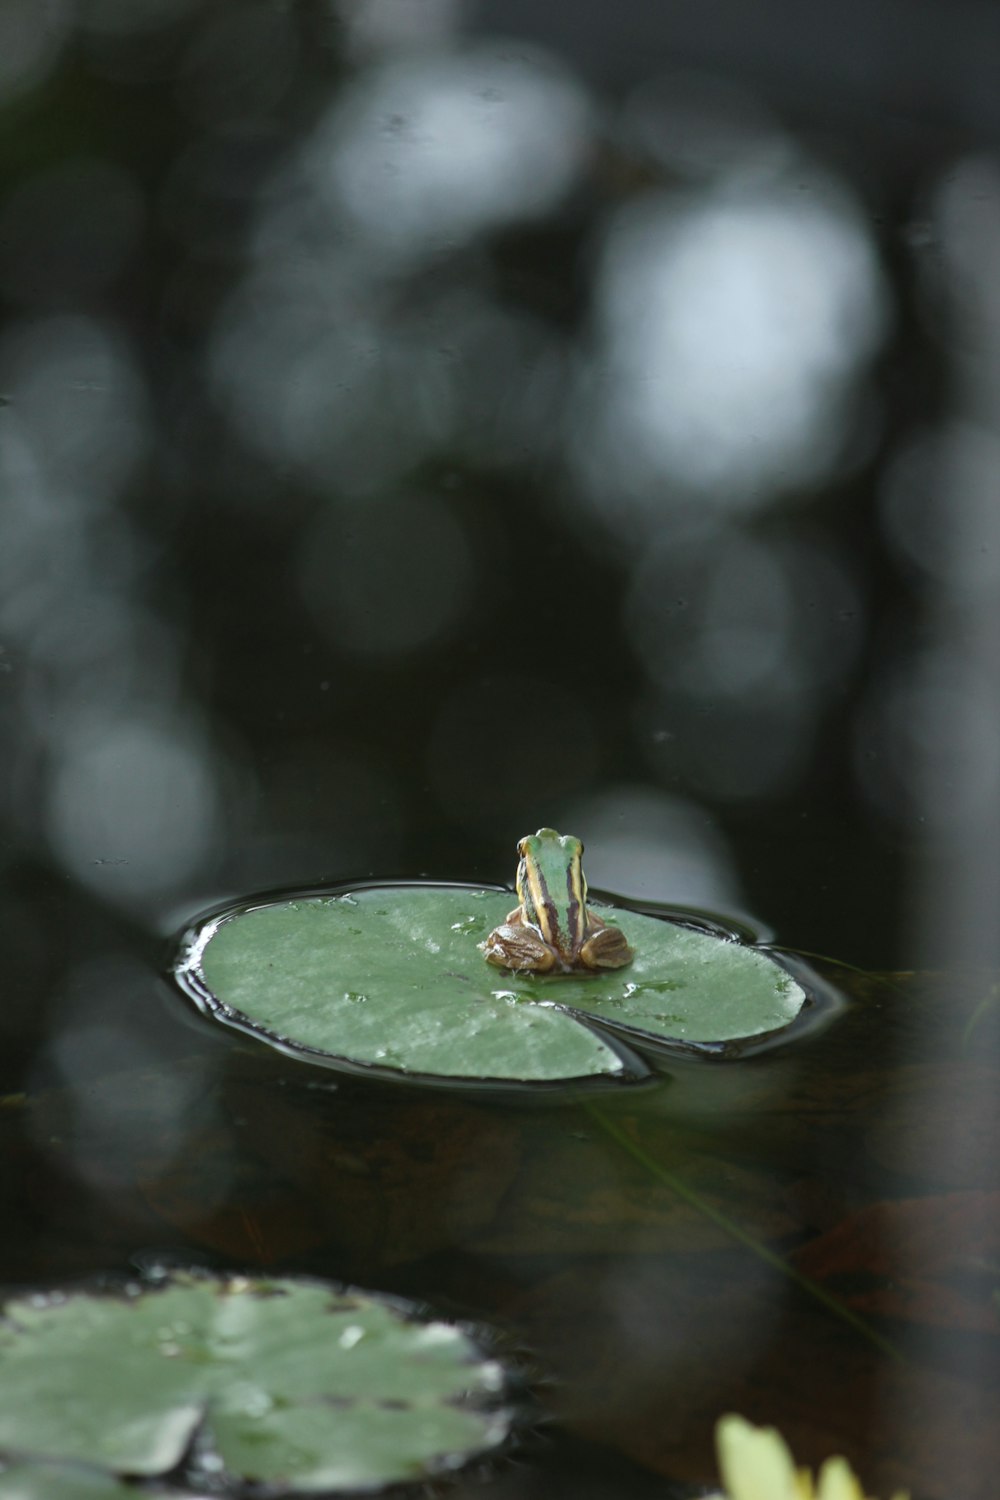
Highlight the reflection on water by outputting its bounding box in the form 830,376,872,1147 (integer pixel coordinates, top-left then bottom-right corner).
335,0,465,63
313,45,590,257
571,167,887,516
0,2,997,1496
560,786,743,913
0,2,73,102
3,957,996,1498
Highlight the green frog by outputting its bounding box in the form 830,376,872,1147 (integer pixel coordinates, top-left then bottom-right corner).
481,828,634,974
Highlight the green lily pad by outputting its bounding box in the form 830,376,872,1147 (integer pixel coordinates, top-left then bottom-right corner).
0,1273,510,1493
0,1466,148,1500
175,885,807,1085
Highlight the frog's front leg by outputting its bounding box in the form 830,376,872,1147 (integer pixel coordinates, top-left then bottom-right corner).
481,909,560,973
578,915,634,971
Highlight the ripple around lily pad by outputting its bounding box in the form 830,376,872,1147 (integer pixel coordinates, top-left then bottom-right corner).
173,883,810,1087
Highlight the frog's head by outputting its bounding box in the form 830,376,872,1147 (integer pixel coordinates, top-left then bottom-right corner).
515,828,587,950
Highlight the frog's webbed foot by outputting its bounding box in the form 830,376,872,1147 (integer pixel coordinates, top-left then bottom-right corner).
579,915,634,971
480,910,559,973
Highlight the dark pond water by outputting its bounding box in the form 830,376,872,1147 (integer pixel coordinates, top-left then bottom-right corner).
1,2,998,1497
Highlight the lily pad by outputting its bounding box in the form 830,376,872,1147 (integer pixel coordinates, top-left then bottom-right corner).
0,1467,142,1500
0,1464,181,1499
175,884,807,1085
0,1272,511,1493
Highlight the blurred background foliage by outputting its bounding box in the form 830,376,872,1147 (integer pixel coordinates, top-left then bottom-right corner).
2,0,1000,1082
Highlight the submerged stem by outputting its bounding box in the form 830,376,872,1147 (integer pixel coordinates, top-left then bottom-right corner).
767,947,911,1000
584,1099,903,1365
961,983,1000,1049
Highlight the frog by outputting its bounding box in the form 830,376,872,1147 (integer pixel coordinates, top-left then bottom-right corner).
480,828,634,974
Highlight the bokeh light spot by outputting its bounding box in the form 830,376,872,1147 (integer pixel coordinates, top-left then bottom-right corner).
0,315,147,501
336,0,464,59
881,421,1000,596
0,0,72,102
571,168,888,523
311,43,591,257
45,714,223,903
560,785,742,911
856,650,1000,837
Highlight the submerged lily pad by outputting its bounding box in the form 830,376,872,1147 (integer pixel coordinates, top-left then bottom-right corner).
0,1272,510,1494
175,885,807,1085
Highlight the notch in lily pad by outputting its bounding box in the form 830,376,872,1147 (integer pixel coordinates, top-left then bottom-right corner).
174,830,810,1087
0,1271,514,1496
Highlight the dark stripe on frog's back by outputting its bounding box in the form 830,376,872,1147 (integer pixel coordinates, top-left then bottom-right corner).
564,856,585,954
521,848,562,949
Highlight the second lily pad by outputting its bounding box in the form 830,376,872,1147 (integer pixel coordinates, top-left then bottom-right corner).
0,1272,510,1492
0,1467,141,1500
176,885,807,1085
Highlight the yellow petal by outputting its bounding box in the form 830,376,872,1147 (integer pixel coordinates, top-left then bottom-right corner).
716,1414,805,1500
816,1455,866,1500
